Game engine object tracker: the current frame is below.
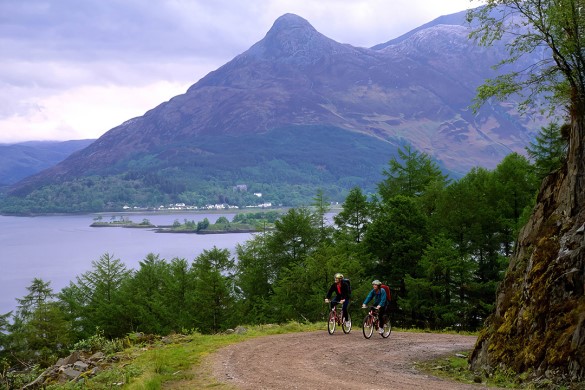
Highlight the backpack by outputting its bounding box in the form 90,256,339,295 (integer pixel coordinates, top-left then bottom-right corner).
343,278,352,298
381,284,391,303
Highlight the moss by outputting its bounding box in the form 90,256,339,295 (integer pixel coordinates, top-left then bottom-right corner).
496,307,518,335
546,300,585,367
484,232,564,373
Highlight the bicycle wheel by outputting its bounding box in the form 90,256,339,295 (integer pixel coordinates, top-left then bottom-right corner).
362,314,374,339
342,313,352,334
381,315,392,338
327,310,336,335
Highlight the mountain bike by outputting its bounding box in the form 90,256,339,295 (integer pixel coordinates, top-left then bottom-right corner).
327,302,352,335
362,306,391,339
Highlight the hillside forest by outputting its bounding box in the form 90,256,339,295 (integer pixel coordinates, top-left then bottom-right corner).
0,124,566,375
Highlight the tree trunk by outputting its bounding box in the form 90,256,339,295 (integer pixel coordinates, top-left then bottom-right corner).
469,109,585,384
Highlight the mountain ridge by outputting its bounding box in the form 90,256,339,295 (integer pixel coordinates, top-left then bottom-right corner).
3,8,546,212
0,140,94,187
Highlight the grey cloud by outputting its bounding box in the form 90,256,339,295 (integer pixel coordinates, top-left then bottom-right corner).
0,0,249,92
0,56,219,91
0,0,252,63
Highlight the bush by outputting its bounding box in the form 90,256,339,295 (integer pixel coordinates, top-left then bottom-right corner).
72,329,124,355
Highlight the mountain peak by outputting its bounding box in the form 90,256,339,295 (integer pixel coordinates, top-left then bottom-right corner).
243,13,353,65
269,13,315,34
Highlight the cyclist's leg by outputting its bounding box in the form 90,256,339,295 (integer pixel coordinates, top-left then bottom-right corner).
378,305,386,328
341,299,350,322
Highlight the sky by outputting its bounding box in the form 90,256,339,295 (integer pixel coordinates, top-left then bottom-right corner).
0,0,478,144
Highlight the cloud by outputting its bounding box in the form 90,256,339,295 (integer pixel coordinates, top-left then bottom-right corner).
0,0,477,143
0,81,191,143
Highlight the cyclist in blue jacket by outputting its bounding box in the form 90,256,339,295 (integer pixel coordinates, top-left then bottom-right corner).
361,279,387,334
325,273,351,327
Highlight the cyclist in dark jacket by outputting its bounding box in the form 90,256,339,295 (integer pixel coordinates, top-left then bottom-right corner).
325,273,351,326
361,279,387,334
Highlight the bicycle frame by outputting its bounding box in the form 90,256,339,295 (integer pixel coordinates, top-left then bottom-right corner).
327,302,351,335
362,306,391,339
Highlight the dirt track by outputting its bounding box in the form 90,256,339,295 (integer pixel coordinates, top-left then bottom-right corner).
211,329,500,389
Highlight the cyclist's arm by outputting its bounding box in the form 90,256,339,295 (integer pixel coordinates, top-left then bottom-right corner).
362,290,374,306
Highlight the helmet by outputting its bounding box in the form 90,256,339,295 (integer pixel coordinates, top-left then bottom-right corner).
334,273,344,280
372,279,382,286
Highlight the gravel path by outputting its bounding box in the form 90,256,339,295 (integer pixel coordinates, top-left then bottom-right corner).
211,330,501,389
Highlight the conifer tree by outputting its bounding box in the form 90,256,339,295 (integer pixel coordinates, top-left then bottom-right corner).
378,145,448,202
59,253,131,338
120,254,171,334
8,279,70,367
235,235,273,322
403,236,476,330
526,122,568,179
163,257,197,331
191,247,235,333
333,187,371,244
311,189,334,244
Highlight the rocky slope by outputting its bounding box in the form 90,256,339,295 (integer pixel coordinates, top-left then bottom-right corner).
470,153,585,384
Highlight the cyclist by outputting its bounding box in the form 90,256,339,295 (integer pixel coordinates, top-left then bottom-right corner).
361,279,387,334
325,273,351,327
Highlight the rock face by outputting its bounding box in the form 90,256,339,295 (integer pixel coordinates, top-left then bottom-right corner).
470,132,585,384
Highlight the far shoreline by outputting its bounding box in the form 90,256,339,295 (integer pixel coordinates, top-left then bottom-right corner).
1,205,341,218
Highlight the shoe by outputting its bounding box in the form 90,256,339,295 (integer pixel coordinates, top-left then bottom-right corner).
344,321,351,327
378,327,384,334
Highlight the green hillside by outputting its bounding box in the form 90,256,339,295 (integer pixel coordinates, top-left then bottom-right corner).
1,126,406,214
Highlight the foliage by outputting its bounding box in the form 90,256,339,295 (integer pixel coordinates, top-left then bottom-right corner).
0,150,541,376
0,125,398,214
416,352,527,388
491,153,538,251
118,254,174,335
467,0,584,115
190,247,236,333
265,207,320,281
72,328,124,355
59,253,132,339
403,236,477,330
468,0,585,383
311,189,334,244
197,217,210,231
232,211,282,225
333,187,371,244
167,213,278,233
215,216,229,225
417,351,566,388
234,234,274,323
526,122,568,179
377,144,448,203
363,195,428,295
0,364,43,390
5,279,72,367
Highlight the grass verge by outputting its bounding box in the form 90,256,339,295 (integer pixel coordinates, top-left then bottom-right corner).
415,352,552,389
45,322,323,389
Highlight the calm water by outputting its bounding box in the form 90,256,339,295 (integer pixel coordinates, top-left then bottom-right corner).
0,212,254,315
